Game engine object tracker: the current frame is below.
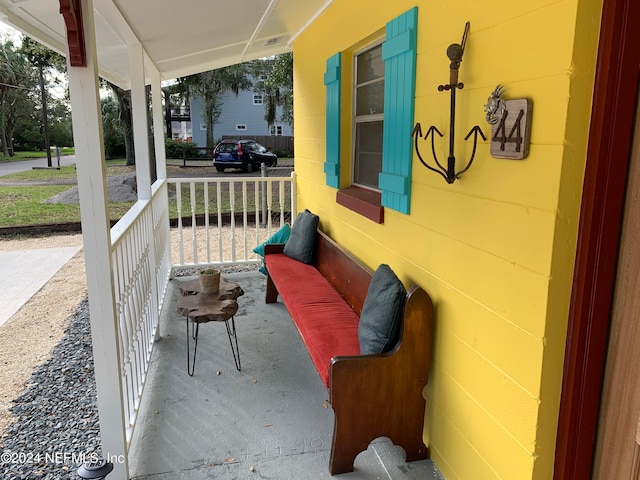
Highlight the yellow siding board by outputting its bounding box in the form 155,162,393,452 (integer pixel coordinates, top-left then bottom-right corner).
408,186,556,274
426,387,534,480
433,287,545,395
432,330,540,449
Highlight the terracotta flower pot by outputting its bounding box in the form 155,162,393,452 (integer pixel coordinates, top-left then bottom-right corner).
199,269,220,295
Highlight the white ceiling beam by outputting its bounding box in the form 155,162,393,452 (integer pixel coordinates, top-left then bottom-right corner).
241,0,279,60
94,0,140,46
0,9,67,54
287,0,333,47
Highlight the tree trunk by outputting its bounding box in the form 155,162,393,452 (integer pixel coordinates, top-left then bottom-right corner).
205,92,215,149
164,89,173,140
39,66,52,167
110,83,135,165
0,88,8,156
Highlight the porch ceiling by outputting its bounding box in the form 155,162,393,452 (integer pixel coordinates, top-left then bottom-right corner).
0,0,331,87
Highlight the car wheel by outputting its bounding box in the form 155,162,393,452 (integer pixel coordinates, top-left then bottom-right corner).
215,166,225,172
245,161,254,173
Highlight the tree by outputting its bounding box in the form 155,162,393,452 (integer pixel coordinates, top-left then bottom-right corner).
0,38,32,155
101,96,125,157
20,36,67,165
252,53,293,129
104,82,135,165
180,64,252,148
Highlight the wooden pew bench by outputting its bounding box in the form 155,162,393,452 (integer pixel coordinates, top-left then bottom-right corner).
264,229,434,475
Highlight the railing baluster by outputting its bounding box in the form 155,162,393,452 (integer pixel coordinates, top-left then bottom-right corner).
229,181,236,262
175,182,184,265
253,180,262,247
189,183,197,265
216,183,223,264
204,181,210,264
267,180,273,234
279,179,285,228
242,181,248,261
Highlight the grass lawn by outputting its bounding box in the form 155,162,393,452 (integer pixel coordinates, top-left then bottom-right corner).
0,159,292,229
0,159,133,228
1,165,79,181
0,148,75,162
0,184,135,228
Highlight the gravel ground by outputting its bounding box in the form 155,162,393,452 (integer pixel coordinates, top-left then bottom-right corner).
0,299,100,479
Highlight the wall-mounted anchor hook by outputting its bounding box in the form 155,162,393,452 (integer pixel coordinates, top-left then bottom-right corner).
413,22,486,184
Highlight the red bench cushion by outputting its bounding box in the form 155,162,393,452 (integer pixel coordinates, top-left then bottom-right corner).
265,253,361,387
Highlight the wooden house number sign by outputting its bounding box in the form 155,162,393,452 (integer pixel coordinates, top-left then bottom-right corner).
490,98,532,159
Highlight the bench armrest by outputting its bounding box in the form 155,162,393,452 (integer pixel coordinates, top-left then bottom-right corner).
327,285,434,474
264,243,286,255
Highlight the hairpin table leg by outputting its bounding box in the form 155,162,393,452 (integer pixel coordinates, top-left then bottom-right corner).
186,317,199,376
225,316,241,371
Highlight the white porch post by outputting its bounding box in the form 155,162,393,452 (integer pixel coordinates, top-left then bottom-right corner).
149,63,167,181
65,0,128,478
129,43,151,200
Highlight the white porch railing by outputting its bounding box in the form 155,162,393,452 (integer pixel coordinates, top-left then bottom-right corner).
169,171,296,269
109,180,172,445
108,172,295,454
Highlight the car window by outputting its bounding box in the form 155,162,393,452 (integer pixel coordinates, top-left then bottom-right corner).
255,143,267,153
245,142,257,152
216,143,237,153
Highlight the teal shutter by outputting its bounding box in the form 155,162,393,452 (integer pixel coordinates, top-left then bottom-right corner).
324,53,341,188
379,7,418,214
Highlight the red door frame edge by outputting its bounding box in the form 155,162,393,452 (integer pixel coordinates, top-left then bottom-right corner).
554,0,640,478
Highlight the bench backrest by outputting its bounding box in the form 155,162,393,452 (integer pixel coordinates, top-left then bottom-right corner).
315,230,373,316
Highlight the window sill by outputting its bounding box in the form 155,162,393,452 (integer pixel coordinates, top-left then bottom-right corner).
336,186,384,224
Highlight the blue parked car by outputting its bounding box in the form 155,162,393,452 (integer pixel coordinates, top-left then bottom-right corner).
212,139,277,173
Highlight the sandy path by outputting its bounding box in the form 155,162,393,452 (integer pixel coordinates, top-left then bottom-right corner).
0,234,86,438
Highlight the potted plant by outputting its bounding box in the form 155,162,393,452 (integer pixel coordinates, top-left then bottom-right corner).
199,268,220,295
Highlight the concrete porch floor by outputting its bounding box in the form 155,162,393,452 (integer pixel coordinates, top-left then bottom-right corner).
129,271,442,480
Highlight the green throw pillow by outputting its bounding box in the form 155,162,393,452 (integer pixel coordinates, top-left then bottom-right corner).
358,264,406,354
283,209,319,264
253,223,291,257
253,223,291,274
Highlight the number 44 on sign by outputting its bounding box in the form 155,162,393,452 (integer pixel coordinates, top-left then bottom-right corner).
488,97,532,160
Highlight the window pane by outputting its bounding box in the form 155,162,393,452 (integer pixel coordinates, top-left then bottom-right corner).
354,121,383,189
356,80,384,116
356,44,384,84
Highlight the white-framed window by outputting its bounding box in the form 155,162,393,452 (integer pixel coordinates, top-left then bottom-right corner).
253,94,263,105
259,74,268,82
236,124,247,131
352,41,384,190
270,125,283,136
200,123,207,131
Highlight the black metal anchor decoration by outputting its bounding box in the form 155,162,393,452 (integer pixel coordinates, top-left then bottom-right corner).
413,22,486,184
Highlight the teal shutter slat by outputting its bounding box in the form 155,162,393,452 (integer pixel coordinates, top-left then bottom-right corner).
379,7,417,214
324,53,341,188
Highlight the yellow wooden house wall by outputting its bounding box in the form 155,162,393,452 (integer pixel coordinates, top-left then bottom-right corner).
292,0,602,478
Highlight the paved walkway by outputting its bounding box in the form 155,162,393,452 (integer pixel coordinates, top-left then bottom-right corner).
0,246,81,327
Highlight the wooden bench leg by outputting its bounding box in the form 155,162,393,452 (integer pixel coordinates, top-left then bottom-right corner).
329,398,428,475
329,418,362,475
266,273,278,303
